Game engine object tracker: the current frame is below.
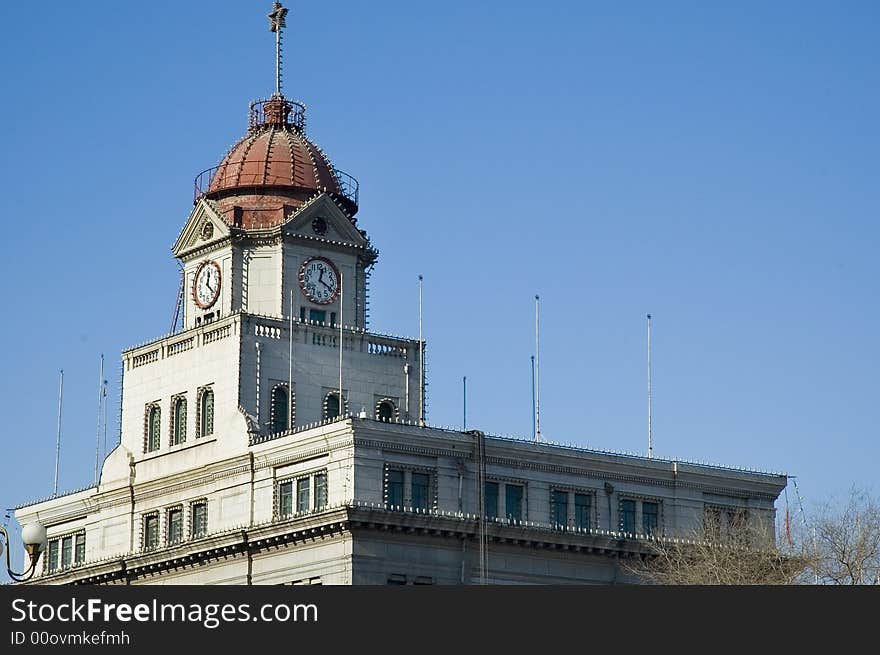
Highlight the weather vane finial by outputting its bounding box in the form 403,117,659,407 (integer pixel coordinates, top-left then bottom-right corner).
268,2,289,96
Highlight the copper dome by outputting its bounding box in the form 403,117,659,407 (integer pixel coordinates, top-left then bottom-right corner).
195,96,358,227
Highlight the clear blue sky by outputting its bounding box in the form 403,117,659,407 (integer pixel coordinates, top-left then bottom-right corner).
1,1,877,567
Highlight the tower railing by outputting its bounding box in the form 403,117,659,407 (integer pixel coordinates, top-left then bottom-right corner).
193,163,358,207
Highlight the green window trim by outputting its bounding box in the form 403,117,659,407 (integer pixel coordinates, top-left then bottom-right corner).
551,490,568,528
484,482,499,519
191,502,208,538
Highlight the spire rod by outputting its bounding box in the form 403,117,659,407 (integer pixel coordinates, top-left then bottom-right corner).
647,313,653,458
268,2,289,96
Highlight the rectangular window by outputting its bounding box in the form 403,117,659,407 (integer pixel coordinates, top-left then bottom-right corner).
330,312,337,327
297,477,311,513
505,484,524,523
575,493,592,530
551,490,568,528
47,539,58,573
411,472,430,510
386,469,404,507
299,307,306,322
61,536,73,569
191,502,208,538
279,480,294,517
309,309,326,324
144,515,159,550
642,501,659,535
75,533,85,564
484,482,499,519
168,508,183,544
620,499,636,534
314,472,328,509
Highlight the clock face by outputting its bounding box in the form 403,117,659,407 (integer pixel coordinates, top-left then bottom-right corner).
299,257,339,305
193,260,222,309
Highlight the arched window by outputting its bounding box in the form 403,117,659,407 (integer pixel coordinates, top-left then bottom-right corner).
172,396,187,445
271,386,289,433
376,400,395,422
146,405,161,452
324,392,340,420
199,388,214,437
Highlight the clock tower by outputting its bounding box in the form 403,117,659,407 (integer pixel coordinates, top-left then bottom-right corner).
172,94,374,335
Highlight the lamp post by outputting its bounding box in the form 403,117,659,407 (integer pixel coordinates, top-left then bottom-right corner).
0,521,47,582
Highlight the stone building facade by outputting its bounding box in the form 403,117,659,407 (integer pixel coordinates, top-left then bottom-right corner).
14,5,787,585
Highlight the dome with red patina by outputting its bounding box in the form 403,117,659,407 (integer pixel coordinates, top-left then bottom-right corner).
194,96,358,228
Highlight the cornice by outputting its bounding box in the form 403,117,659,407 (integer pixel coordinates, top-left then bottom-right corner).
178,236,233,263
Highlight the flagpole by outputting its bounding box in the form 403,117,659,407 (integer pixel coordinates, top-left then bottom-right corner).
418,275,424,426
95,354,104,485
463,376,467,430
647,313,653,458
288,289,294,429
54,369,63,497
534,294,541,442
338,270,344,416
531,355,536,441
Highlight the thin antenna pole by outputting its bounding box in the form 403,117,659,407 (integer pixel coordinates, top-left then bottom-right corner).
339,271,344,416
102,379,108,462
418,275,424,426
54,370,63,497
255,342,261,426
463,376,467,430
288,289,294,429
647,313,653,458
275,19,281,95
534,294,541,442
531,355,536,440
268,3,288,96
94,354,104,485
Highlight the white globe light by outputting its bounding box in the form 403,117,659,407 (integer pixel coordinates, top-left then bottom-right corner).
21,522,47,553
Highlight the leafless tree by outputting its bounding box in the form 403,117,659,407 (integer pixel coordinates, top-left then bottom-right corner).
807,487,880,585
625,515,810,585
627,487,880,585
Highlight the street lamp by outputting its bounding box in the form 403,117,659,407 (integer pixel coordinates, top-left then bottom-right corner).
0,521,47,582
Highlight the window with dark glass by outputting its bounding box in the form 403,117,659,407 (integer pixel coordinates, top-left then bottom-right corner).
191,502,208,538
271,386,289,433
47,539,58,572
61,536,72,568
299,307,306,322
330,312,337,327
168,508,183,544
484,482,499,519
551,490,568,528
505,484,524,523
297,477,310,513
144,515,159,550
377,401,394,422
200,389,214,437
620,499,636,534
279,480,294,517
412,472,430,510
642,501,659,535
386,469,404,507
172,397,187,445
314,473,328,509
325,393,340,419
75,533,85,564
309,309,326,324
575,493,592,530
147,405,161,452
